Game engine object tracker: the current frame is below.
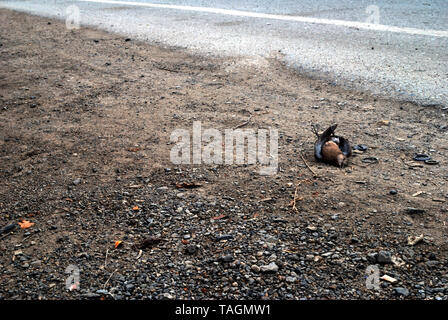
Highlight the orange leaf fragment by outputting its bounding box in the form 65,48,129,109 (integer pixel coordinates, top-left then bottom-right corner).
18,220,34,229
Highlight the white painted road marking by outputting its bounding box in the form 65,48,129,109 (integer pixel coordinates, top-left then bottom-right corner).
78,0,448,37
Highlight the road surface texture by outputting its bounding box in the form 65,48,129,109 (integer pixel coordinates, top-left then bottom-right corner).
1,0,447,107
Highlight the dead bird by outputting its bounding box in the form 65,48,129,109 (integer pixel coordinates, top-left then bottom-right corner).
312,124,352,167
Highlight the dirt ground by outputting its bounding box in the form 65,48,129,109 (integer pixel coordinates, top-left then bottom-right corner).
0,9,447,300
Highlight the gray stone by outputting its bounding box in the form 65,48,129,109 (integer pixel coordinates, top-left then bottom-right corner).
83,292,101,298
221,254,234,263
216,234,234,241
260,262,279,273
394,287,409,296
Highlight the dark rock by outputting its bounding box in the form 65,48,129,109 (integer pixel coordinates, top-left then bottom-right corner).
413,154,431,161
215,234,233,241
185,245,197,255
220,254,234,263
377,251,392,264
134,236,161,250
353,144,368,152
406,207,425,214
0,223,16,235
367,253,378,264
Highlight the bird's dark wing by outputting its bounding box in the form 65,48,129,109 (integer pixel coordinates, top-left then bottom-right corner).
338,136,352,157
314,124,338,160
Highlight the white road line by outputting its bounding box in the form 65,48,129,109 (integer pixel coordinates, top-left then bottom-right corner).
77,0,448,37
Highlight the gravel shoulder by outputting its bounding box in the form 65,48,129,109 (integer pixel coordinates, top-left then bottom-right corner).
1,9,448,300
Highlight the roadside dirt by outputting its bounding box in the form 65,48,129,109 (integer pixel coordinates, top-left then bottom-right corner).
1,9,447,300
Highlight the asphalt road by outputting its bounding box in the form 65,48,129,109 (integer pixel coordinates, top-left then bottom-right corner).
1,0,447,107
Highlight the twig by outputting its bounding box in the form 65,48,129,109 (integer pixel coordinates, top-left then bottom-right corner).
299,152,317,177
291,183,301,213
311,124,320,137
0,232,13,240
22,232,38,242
154,64,179,73
103,268,118,289
233,114,252,130
136,249,143,260
104,248,109,268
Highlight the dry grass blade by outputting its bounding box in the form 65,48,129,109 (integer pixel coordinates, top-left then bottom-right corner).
232,114,252,130
291,183,300,213
103,268,118,289
299,151,317,177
